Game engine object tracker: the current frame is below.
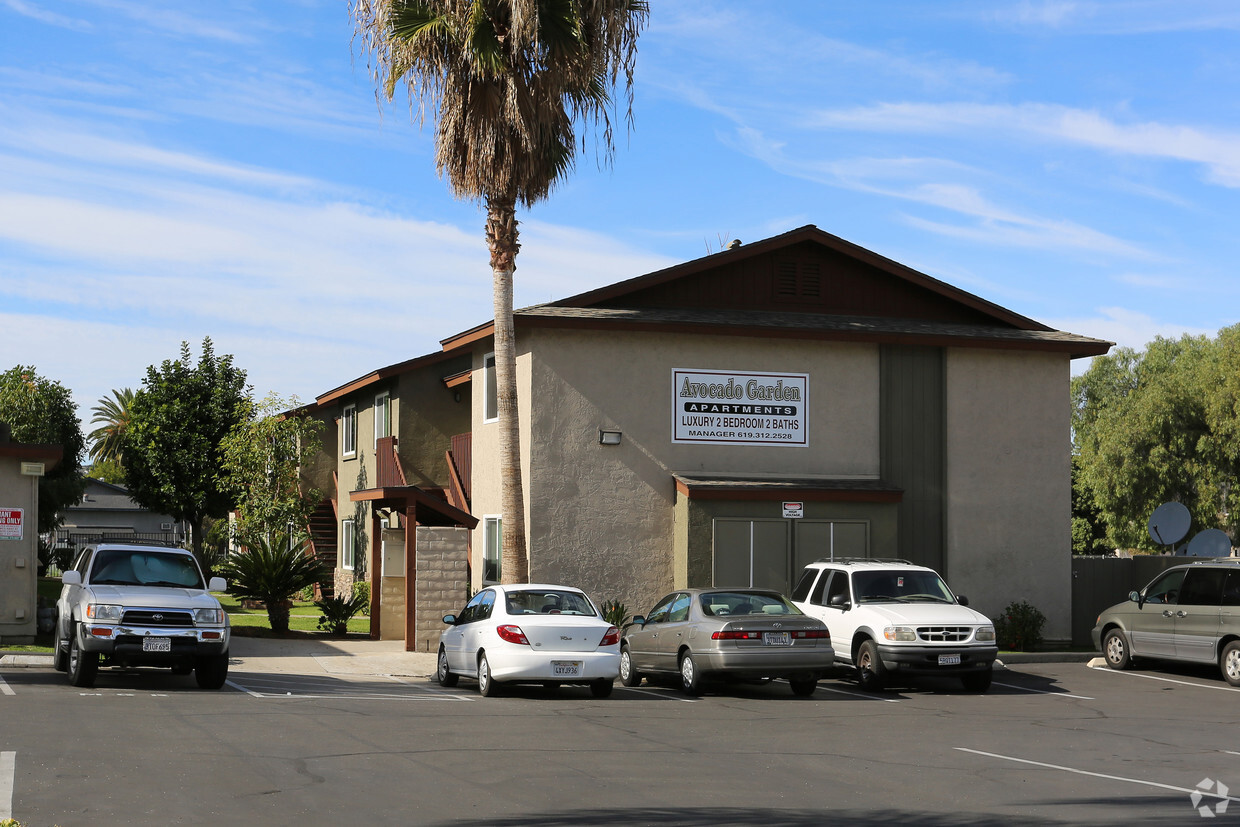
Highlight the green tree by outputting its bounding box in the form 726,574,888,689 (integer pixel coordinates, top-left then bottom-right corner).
219,393,324,547
124,339,250,564
1073,331,1238,549
351,0,648,583
1071,454,1109,555
218,531,324,634
87,387,134,465
88,458,126,486
0,365,87,533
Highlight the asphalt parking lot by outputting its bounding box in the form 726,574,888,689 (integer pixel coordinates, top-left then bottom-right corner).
3,653,1240,825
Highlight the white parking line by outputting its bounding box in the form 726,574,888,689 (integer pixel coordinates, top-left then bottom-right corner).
1089,665,1240,693
1,751,14,821
955,747,1240,803
0,675,13,696
992,681,1094,700
811,684,900,702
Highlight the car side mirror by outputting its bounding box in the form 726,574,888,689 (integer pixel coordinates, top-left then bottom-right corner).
630,615,646,627
207,577,227,592
828,593,850,609
61,570,81,586
1128,590,1142,607
442,614,457,625
956,595,969,606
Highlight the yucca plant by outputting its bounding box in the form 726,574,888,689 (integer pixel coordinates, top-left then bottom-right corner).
317,588,370,636
601,599,630,628
219,531,324,634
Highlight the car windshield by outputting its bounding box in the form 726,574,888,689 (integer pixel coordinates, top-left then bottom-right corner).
89,550,204,589
505,590,597,616
853,570,955,604
699,592,802,617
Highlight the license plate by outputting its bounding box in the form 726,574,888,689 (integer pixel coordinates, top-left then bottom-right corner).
551,660,582,677
763,632,792,646
938,653,961,665
143,637,171,653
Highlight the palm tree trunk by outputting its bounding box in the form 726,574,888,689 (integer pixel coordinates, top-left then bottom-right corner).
486,196,530,584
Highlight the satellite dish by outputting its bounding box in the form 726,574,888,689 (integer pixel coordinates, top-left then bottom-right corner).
1187,529,1234,558
1148,502,1191,547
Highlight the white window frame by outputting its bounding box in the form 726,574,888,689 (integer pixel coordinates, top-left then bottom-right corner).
374,391,391,447
482,515,502,584
483,352,498,423
342,404,356,458
341,519,356,571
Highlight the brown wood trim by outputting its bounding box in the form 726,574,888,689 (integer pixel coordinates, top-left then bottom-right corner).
0,443,63,469
405,506,417,652
316,350,457,406
675,478,903,503
440,321,496,354
442,369,471,388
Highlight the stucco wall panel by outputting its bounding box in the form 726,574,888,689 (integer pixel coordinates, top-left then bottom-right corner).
945,349,1071,641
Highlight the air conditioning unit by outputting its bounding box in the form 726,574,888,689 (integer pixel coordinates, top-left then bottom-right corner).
160,522,174,531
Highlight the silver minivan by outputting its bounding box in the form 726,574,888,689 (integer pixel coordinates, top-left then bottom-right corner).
1092,560,1240,685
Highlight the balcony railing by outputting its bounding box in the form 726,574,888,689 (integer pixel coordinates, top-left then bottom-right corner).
376,435,407,488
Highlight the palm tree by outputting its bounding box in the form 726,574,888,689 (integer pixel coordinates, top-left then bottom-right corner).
218,531,325,634
351,0,647,583
88,387,135,465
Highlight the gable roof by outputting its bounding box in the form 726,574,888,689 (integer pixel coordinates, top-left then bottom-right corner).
439,224,1111,358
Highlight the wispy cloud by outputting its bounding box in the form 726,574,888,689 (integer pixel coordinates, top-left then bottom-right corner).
2,0,91,31
987,0,1240,33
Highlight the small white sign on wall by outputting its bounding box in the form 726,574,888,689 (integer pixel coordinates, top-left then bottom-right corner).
783,502,804,519
0,508,23,540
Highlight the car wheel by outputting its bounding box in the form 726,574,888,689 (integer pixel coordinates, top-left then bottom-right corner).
477,652,500,697
789,678,817,697
679,651,703,696
1220,641,1240,687
619,646,642,687
53,625,69,673
855,640,886,691
590,679,614,699
67,625,98,688
1103,628,1132,670
437,647,459,687
194,653,229,689
961,667,992,693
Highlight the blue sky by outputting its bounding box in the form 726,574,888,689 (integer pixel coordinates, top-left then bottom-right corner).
2,1,1238,428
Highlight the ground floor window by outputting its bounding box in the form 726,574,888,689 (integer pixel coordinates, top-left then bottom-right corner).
342,519,356,570
483,516,501,583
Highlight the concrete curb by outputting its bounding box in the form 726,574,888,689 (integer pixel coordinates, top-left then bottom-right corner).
996,651,1096,665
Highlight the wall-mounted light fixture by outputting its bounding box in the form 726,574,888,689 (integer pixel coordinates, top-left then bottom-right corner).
599,429,622,446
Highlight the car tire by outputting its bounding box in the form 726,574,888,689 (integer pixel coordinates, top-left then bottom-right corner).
590,679,614,699
1221,641,1240,687
789,678,817,697
437,647,459,687
477,652,500,697
619,646,642,687
194,653,229,689
961,667,992,693
53,625,69,673
679,651,703,696
67,624,98,688
1103,628,1132,671
855,640,886,691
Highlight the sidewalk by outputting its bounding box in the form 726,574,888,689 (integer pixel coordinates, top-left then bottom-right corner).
0,637,439,678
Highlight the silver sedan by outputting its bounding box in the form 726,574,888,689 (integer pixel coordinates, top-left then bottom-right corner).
620,588,835,696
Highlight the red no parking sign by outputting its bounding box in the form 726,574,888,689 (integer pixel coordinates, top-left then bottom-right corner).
0,508,23,540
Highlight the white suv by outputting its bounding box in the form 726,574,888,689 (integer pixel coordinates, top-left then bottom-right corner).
55,543,230,689
791,559,997,692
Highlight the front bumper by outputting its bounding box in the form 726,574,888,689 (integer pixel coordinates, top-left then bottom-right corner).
80,623,229,665
876,643,997,673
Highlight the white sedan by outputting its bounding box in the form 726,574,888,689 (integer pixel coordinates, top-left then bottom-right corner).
437,584,621,697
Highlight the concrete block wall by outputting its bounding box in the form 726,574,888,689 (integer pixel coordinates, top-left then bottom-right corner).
414,526,469,653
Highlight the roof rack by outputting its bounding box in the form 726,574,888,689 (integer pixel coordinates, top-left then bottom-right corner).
812,557,915,566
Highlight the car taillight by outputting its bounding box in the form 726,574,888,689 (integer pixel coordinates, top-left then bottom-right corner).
496,624,529,645
711,630,764,640
599,626,620,646
792,629,830,640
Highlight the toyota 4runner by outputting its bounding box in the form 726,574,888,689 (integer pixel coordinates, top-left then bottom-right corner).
55,543,231,689
791,559,997,692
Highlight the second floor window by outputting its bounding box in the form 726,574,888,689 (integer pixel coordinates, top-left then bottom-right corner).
342,405,356,457
375,391,391,446
484,353,497,423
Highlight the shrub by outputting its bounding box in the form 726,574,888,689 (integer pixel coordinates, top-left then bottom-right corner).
352,579,371,614
601,599,629,628
994,600,1046,651
317,587,369,636
218,531,324,634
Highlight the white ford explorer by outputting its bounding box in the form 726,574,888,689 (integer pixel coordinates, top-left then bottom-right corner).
55,543,230,689
791,559,997,692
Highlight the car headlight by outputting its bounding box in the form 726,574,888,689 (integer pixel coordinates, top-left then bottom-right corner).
193,608,225,625
86,604,123,622
883,625,917,642
976,626,996,642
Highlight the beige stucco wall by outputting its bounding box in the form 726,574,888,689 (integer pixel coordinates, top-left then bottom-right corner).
0,457,39,642
470,328,882,612
944,349,1072,641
